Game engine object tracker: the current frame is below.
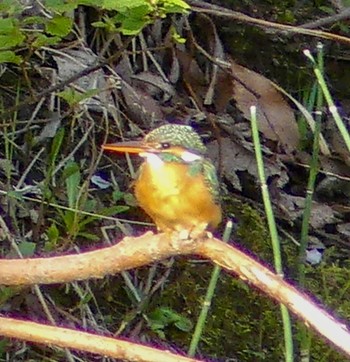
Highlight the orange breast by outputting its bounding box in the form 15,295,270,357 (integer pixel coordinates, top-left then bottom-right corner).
134,161,222,232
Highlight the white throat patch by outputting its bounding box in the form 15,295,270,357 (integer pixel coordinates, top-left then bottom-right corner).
140,152,164,169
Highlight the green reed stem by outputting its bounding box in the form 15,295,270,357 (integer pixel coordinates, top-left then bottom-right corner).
250,106,294,362
304,46,350,153
299,42,324,285
298,43,325,362
188,221,233,357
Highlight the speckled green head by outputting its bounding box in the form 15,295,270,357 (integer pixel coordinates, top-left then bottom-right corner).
145,124,207,155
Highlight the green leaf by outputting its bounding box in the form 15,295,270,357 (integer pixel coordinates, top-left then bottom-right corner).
76,215,98,229
91,21,108,29
111,9,151,35
174,316,192,332
126,4,153,18
162,0,190,13
46,15,73,37
148,307,192,332
93,16,118,32
0,50,21,64
0,18,16,33
57,88,100,106
318,6,334,15
0,286,16,305
0,30,25,49
62,210,74,230
0,337,9,355
18,241,36,257
79,292,93,305
123,192,138,207
149,307,178,325
83,199,97,213
76,0,98,6
22,16,46,26
65,161,80,208
45,223,60,252
119,16,150,35
47,223,59,243
45,0,78,12
338,23,350,34
32,34,61,48
99,205,130,216
77,231,100,241
112,190,125,202
0,19,24,49
6,190,23,201
103,0,150,11
49,127,65,166
0,0,21,15
172,30,186,44
61,161,80,182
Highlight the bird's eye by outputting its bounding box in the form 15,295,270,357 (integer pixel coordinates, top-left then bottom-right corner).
160,142,170,149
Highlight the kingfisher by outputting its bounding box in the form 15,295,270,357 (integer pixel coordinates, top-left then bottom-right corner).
102,124,222,235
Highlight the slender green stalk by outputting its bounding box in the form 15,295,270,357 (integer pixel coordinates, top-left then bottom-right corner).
5,84,21,234
304,47,350,153
188,221,233,357
250,108,282,273
299,42,324,285
250,106,294,362
298,43,325,362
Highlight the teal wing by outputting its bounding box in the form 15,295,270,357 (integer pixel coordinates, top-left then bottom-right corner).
201,159,221,204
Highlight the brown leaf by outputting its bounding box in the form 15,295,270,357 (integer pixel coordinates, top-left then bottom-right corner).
121,81,164,126
176,49,208,101
207,138,288,191
193,13,225,106
277,193,338,227
53,48,115,112
131,71,175,102
216,61,299,154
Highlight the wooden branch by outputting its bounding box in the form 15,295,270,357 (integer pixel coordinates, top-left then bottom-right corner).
1,232,350,357
301,8,350,29
0,316,201,362
187,0,350,44
0,232,195,285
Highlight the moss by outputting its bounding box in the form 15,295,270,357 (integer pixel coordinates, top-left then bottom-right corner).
151,257,284,360
145,200,282,360
227,199,273,260
144,200,350,361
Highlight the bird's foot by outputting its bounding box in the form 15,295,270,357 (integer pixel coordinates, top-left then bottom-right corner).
172,223,208,241
167,223,211,249
178,229,190,240
188,222,210,240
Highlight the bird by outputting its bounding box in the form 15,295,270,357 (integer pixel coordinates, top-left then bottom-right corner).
103,124,222,236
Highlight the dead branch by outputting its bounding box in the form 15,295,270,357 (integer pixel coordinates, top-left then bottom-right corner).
0,232,350,357
0,232,193,285
187,0,350,44
0,316,201,362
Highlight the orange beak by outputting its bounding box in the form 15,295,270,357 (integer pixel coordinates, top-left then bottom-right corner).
102,141,157,155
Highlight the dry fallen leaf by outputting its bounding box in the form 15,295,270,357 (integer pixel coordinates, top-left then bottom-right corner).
207,137,289,191
121,81,164,126
214,61,300,154
232,61,299,153
52,48,113,111
277,193,339,228
131,71,175,102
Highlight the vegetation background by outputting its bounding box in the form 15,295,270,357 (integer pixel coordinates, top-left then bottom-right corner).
1,0,350,361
